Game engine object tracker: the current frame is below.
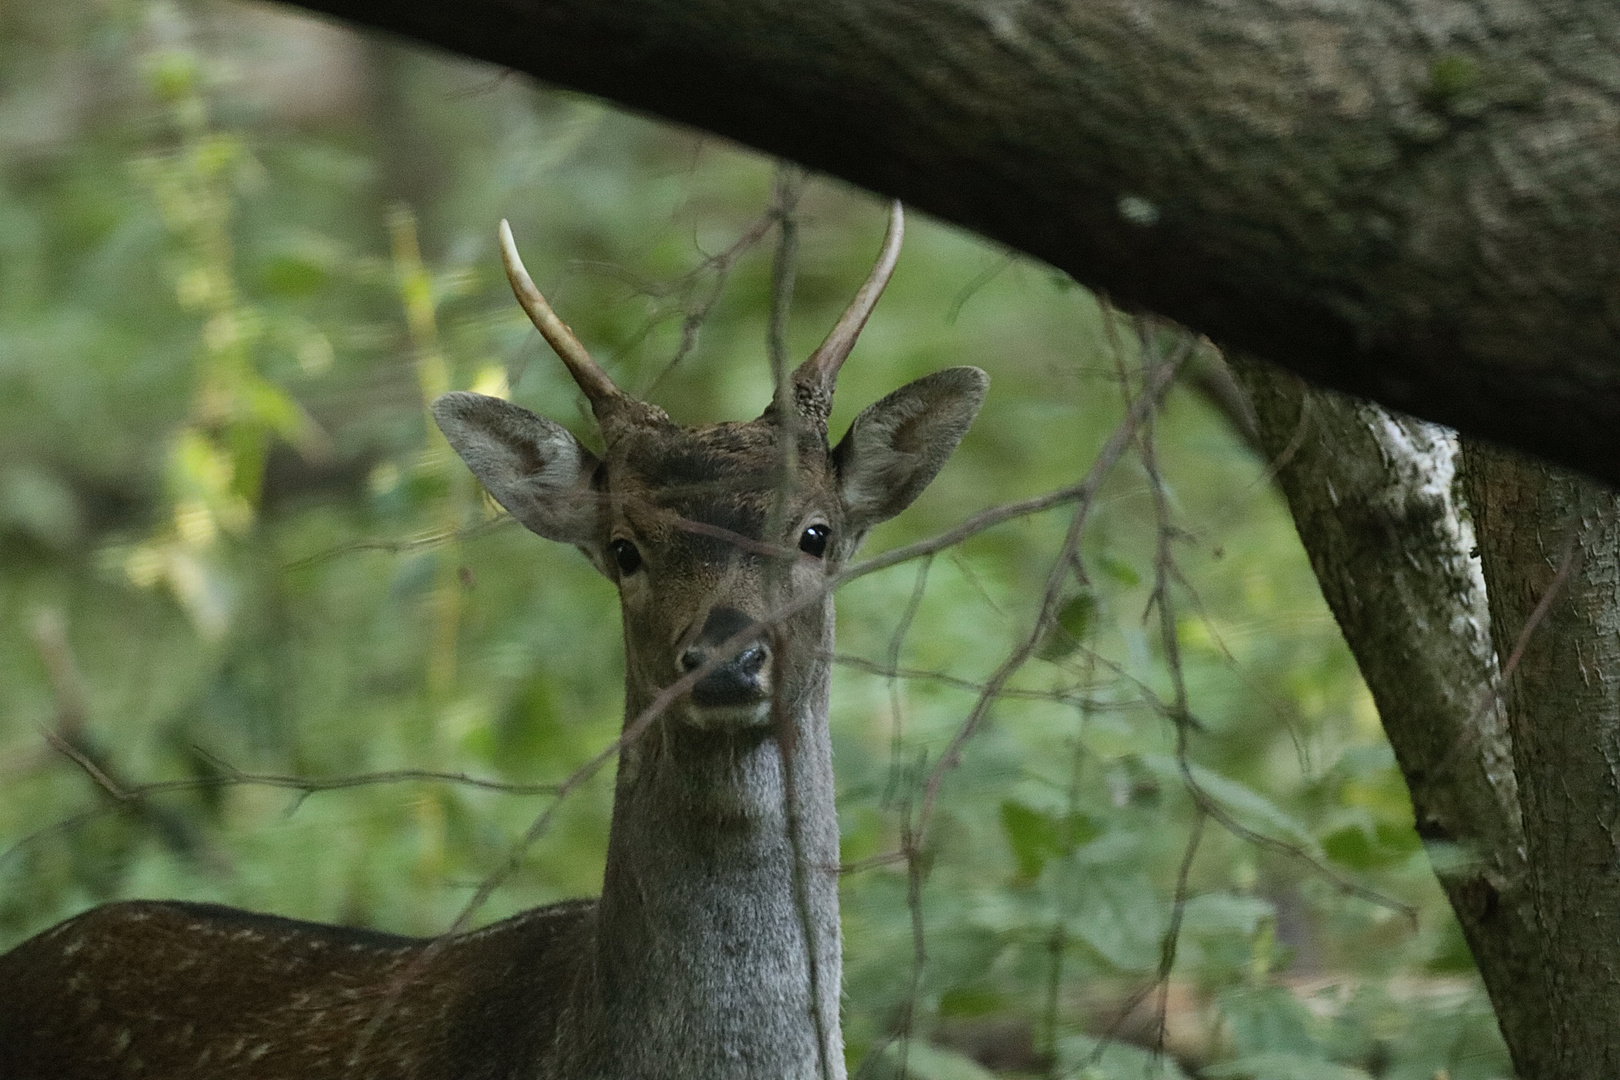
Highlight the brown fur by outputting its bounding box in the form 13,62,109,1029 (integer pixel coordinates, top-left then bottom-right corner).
0,899,591,1079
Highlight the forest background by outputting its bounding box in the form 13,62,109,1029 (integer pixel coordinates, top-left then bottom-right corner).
0,2,1511,1077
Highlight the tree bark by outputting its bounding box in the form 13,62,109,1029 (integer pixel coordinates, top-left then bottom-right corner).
1462,443,1620,1072
1231,358,1553,1077
269,0,1620,484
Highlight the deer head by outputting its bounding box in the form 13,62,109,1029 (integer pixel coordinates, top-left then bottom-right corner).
432,206,986,741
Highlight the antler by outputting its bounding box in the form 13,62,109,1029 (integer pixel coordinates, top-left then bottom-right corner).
498,219,628,421
790,201,905,423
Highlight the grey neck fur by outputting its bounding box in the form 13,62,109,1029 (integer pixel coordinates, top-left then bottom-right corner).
564,614,844,1080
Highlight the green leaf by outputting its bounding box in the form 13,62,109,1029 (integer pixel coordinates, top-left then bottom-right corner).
999,800,1101,882
1001,800,1056,881
1428,54,1481,101
1204,1053,1373,1080
0,465,83,550
884,1042,997,1080
1217,985,1316,1057
261,252,329,297
1037,590,1096,660
1057,1034,1191,1080
241,376,324,454
1181,893,1275,937
1064,872,1164,970
1098,553,1141,587
1322,813,1422,871
1322,823,1377,869
937,986,1003,1018
145,50,200,102
1147,756,1321,855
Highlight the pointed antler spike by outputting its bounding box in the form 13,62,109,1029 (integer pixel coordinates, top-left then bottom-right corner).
498,219,626,416
791,201,904,419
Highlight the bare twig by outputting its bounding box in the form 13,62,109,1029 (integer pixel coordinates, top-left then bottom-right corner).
1154,810,1207,1055
1134,327,1205,1062
883,558,933,809
762,163,834,1080
833,653,1118,712
43,731,128,800
768,165,806,393
638,207,779,396
0,748,559,875
872,330,1188,1080
913,346,1188,842
897,795,928,1080
946,251,1016,324
1138,328,1411,919
283,518,512,572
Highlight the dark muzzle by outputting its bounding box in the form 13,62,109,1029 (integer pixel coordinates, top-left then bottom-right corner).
680,607,771,707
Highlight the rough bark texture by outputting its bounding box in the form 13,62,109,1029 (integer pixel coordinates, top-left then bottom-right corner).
1462,444,1620,1073
1231,358,1552,1077
271,0,1620,483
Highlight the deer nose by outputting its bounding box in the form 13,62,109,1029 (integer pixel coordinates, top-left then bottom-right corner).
679,607,771,707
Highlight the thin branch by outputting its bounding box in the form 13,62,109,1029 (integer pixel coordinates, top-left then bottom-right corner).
639,206,780,395
946,250,1016,324
833,653,1121,711
1162,560,1312,774
883,557,933,809
864,331,1192,1080
892,755,929,1080
1154,809,1206,1056
44,731,128,800
1137,326,1413,922
760,163,833,1080
768,164,806,391
0,748,559,874
1135,324,1203,1067
1044,642,1098,1076
914,347,1188,842
191,748,561,797
282,518,512,572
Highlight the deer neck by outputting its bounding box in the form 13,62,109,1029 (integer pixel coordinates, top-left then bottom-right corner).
583,615,844,1080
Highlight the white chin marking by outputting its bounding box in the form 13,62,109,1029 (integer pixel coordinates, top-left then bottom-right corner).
684,701,773,732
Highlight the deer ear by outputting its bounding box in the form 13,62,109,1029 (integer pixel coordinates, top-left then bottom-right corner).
832,366,987,534
432,392,601,545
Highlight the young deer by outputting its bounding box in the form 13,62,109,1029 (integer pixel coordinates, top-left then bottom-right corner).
0,204,986,1080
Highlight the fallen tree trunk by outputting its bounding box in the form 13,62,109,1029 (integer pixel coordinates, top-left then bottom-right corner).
274,0,1620,482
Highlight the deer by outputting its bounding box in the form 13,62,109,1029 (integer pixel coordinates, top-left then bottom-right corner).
0,203,986,1080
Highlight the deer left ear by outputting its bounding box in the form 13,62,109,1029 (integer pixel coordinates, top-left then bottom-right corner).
833,366,988,535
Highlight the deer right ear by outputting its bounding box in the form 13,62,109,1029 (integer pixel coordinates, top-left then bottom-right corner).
832,366,988,536
432,391,601,546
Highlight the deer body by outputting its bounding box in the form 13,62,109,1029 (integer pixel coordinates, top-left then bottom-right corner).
0,207,985,1080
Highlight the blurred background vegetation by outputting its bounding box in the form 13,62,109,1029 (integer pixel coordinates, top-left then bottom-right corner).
0,1,1510,1077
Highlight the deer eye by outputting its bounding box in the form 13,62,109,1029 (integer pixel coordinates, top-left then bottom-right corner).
798,524,830,559
609,538,642,575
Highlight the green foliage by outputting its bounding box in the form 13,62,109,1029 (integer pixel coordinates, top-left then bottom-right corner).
1000,799,1101,883
0,2,1510,1077
1036,590,1097,661
1058,1034,1192,1080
